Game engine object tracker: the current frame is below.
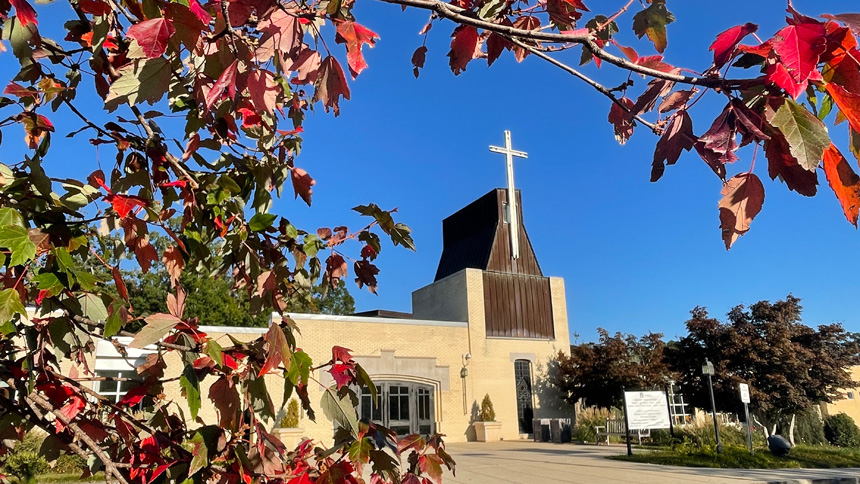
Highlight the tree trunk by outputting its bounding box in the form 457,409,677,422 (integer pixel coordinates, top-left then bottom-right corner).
752,414,770,439
789,413,796,445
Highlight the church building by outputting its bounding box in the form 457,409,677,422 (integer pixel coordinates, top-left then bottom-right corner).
92,134,574,442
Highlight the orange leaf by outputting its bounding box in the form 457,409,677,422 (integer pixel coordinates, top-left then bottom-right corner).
162,245,185,288
718,173,765,249
335,21,379,79
291,167,315,206
826,82,860,135
823,143,860,226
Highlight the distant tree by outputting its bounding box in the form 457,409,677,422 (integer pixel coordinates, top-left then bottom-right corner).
555,329,673,409
665,295,860,442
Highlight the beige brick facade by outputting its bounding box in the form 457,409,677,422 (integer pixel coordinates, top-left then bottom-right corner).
105,267,573,445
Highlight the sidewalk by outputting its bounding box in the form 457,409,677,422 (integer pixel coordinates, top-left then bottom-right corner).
440,441,860,484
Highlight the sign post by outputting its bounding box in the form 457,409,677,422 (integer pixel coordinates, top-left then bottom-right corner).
621,389,632,457
739,383,753,456
623,390,672,457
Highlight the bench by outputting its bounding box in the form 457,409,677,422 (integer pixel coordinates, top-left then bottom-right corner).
594,418,650,445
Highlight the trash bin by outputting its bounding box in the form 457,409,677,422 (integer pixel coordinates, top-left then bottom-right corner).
533,418,571,443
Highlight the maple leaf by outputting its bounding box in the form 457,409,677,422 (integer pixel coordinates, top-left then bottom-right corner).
354,259,379,294
329,363,355,390
487,19,513,67
709,23,758,68
162,245,184,288
326,253,348,282
718,173,765,250
336,21,380,79
511,16,540,62
765,62,807,100
658,89,696,113
412,46,428,78
256,8,302,62
631,79,673,116
10,0,37,27
77,0,112,16
291,167,315,206
127,18,176,58
313,56,350,116
448,25,479,75
607,97,635,145
631,0,675,54
651,110,694,182
104,58,171,112
826,82,860,135
823,14,860,38
245,69,279,116
164,3,207,52
765,98,828,171
771,23,826,85
698,103,739,167
206,59,239,110
289,48,321,85
105,194,148,218
823,143,860,226
764,131,818,197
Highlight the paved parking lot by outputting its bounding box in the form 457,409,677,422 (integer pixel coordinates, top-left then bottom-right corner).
440,441,860,484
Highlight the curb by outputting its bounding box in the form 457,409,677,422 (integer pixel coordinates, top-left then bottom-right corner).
768,478,860,484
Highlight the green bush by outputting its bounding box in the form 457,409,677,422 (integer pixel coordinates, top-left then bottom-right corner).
479,394,495,422
824,413,860,447
1,430,87,482
774,408,826,445
572,407,611,442
280,399,301,428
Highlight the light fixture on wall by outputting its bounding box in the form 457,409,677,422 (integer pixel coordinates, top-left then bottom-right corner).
460,353,471,414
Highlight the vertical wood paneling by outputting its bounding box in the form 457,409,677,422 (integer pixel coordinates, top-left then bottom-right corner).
483,272,554,339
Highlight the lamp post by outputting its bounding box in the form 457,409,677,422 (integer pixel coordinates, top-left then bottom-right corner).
702,358,723,454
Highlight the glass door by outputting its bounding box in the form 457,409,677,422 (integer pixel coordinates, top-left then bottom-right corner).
387,384,412,435
359,382,435,437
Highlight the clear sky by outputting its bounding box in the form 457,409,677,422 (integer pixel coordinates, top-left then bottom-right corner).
2,0,858,342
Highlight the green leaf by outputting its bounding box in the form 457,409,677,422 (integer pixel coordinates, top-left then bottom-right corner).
104,58,171,112
249,213,277,231
767,98,829,171
180,364,202,420
0,208,25,228
303,234,320,258
130,313,180,348
187,432,208,477
287,349,312,386
33,272,64,296
0,225,37,266
78,293,108,322
206,340,223,367
104,302,126,338
632,0,675,54
0,288,26,324
320,387,359,436
53,248,77,282
478,0,506,20
390,223,416,251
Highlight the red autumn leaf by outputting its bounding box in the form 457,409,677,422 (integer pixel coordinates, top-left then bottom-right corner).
652,110,695,182
607,97,635,145
823,13,860,37
329,363,354,390
112,266,130,303
238,107,263,128
718,172,765,250
487,19,513,67
164,3,206,51
448,25,479,75
631,79,673,116
189,0,209,23
246,69,279,116
766,62,807,100
119,385,147,406
289,48,321,86
56,395,87,432
698,102,739,166
709,22,758,68
313,56,350,116
259,324,291,377
658,89,697,113
127,18,176,58
823,143,860,226
78,0,112,16
182,132,199,162
764,131,818,197
511,16,540,62
332,345,354,363
256,8,302,62
106,193,148,218
361,244,377,261
162,245,184,288
771,23,826,85
291,167,315,206
412,46,428,78
5,82,36,100
335,21,380,79
205,59,239,110
614,42,639,62
10,0,37,26
826,82,860,135
326,253,348,281
354,259,379,294
635,55,674,73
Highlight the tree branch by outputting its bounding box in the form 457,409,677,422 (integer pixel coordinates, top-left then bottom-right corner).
377,0,756,88
508,38,659,133
27,393,130,484
129,106,201,190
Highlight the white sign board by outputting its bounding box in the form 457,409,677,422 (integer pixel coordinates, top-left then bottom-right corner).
624,391,671,430
739,383,750,404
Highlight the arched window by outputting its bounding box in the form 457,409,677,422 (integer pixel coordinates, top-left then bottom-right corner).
514,360,534,434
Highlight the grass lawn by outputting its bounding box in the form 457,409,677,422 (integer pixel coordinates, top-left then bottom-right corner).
610,445,860,469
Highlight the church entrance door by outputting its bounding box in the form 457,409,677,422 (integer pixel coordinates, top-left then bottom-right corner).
360,381,435,437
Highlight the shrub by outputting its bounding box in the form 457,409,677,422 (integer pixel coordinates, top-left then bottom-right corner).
479,394,495,422
572,407,611,442
280,399,302,428
774,408,826,445
1,430,87,481
824,413,860,447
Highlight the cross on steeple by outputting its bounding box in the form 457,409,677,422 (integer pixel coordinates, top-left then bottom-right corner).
489,130,528,260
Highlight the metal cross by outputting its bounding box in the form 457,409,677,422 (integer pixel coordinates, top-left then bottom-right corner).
489,130,528,260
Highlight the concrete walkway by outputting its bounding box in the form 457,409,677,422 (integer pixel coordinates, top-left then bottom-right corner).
440,441,860,484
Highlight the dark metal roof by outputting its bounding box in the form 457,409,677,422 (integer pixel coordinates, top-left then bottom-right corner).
351,310,413,319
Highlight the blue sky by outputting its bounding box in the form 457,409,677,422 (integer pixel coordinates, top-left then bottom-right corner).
2,0,859,342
